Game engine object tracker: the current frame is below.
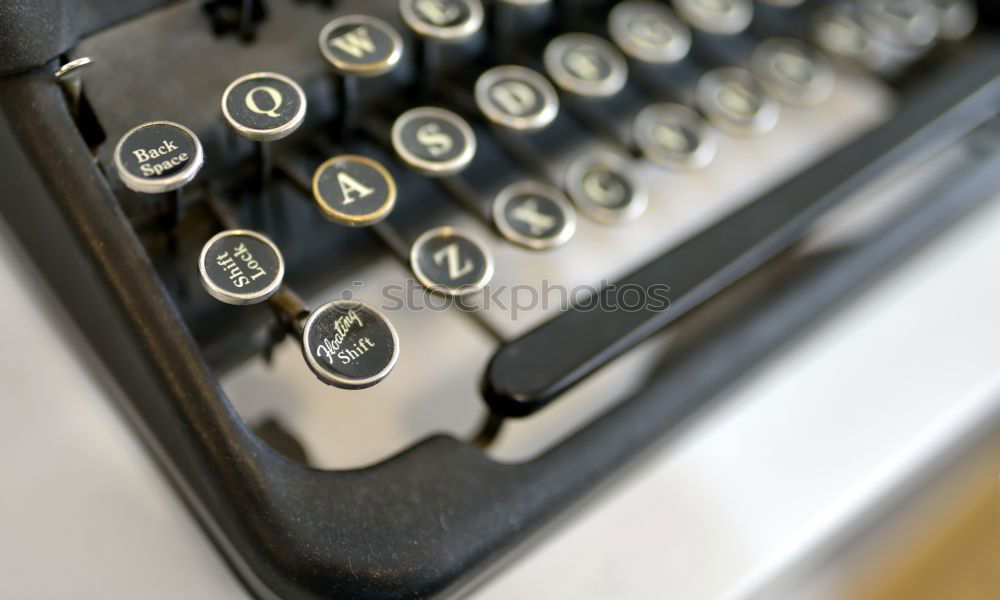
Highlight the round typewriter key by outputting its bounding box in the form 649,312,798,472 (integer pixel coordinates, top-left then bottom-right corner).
114,121,204,194
493,181,576,250
674,0,753,35
565,151,648,225
319,15,403,77
302,300,400,389
400,0,484,41
410,227,494,296
222,72,307,142
475,66,559,131
544,33,628,98
312,155,397,227
930,0,977,41
608,1,692,65
199,229,284,305
391,107,477,176
633,103,717,171
858,0,938,48
750,39,834,107
696,67,779,136
812,6,886,68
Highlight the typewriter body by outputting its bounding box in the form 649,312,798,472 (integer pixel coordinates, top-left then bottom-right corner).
1,0,998,598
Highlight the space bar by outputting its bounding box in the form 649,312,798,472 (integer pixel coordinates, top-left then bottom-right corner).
482,48,1000,417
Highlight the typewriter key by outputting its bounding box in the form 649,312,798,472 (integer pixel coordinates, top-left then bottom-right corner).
811,6,890,70
391,107,477,176
320,15,403,133
608,1,692,65
750,39,833,107
673,0,753,35
858,0,938,49
114,121,204,194
199,229,284,305
222,72,306,186
493,181,576,250
474,66,559,131
312,155,397,227
565,151,648,225
400,0,484,42
319,15,404,76
930,0,977,41
633,103,717,170
543,33,629,98
410,227,494,296
302,300,399,389
222,72,307,142
696,67,779,136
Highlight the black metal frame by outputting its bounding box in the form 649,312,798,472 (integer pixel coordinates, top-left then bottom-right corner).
1,2,999,598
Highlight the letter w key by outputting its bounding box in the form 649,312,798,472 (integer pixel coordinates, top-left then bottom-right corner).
331,27,376,58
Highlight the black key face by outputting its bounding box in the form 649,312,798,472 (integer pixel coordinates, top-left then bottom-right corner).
633,103,717,170
674,0,753,35
751,39,834,106
696,67,779,136
302,301,399,389
544,34,628,98
399,0,484,41
113,121,203,194
493,181,576,250
565,152,648,224
319,15,403,76
199,230,284,305
474,66,559,131
222,72,307,142
312,155,397,227
410,227,494,296
608,1,691,64
391,107,476,176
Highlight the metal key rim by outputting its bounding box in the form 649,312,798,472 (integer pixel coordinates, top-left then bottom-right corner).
301,300,401,389
543,33,629,98
607,1,692,65
399,0,485,42
695,67,780,137
750,38,835,107
113,120,204,194
312,154,398,227
493,180,577,250
564,151,648,225
474,65,560,131
391,107,478,176
633,102,718,171
221,72,308,142
318,15,404,77
409,226,495,297
673,0,754,35
198,229,285,306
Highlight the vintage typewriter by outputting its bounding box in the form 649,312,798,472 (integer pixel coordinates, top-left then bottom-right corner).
1,0,998,597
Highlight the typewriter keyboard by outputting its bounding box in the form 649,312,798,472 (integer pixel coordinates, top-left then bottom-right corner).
62,0,973,467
